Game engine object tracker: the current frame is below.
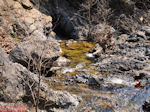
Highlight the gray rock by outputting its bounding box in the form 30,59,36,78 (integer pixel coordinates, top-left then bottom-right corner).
10,22,28,39
142,26,150,36
97,57,147,72
70,73,103,86
0,47,81,109
31,30,48,40
127,33,141,42
111,86,150,111
136,31,146,39
10,39,62,72
145,48,150,57
43,22,53,36
91,24,115,35
53,56,71,67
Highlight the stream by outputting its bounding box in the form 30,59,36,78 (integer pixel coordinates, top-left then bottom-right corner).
47,39,150,112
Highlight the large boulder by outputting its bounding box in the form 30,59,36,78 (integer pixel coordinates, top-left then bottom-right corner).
10,39,62,73
0,47,81,110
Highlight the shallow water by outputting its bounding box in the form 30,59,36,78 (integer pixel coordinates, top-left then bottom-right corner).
49,40,150,112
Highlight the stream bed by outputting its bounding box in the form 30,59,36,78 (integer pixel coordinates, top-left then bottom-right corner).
47,39,150,112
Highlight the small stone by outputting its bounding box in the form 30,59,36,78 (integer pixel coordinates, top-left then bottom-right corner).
76,63,86,69
45,16,52,23
23,17,34,26
21,0,33,10
136,31,146,39
50,31,56,38
142,26,150,36
53,56,70,67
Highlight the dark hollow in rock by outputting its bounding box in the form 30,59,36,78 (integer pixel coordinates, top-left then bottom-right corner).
143,101,150,112
52,9,76,39
134,73,146,80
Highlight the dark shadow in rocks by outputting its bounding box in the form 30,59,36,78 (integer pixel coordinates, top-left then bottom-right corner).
143,101,150,112
30,0,78,40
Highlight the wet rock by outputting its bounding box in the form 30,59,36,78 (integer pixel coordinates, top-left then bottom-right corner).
134,73,147,80
69,73,103,86
143,101,150,112
96,57,147,73
111,87,148,111
61,67,75,74
46,91,81,108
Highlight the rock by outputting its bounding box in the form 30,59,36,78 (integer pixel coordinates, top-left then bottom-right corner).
145,48,150,57
10,22,28,39
96,57,147,72
46,91,81,108
31,30,48,40
75,63,86,69
91,24,115,35
10,39,61,72
111,86,150,111
21,0,33,10
136,31,146,39
62,67,75,74
85,53,94,58
53,56,71,67
70,72,138,87
0,47,81,110
0,1,4,7
70,73,103,86
76,27,89,39
142,26,150,36
49,31,56,38
143,101,150,112
89,43,103,57
23,17,34,26
115,34,129,44
43,22,53,36
127,33,141,42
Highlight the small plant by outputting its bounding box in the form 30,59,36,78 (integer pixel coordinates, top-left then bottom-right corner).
12,32,18,38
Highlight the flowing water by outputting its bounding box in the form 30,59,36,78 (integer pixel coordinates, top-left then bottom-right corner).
48,40,150,112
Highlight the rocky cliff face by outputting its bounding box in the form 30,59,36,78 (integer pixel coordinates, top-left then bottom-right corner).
0,0,56,52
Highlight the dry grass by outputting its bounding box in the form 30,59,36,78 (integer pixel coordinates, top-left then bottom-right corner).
78,0,150,34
